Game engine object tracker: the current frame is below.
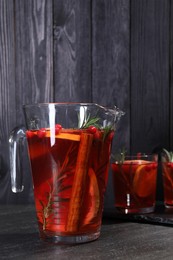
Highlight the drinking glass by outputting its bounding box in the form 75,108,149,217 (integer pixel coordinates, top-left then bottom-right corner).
111,154,158,214
162,150,173,207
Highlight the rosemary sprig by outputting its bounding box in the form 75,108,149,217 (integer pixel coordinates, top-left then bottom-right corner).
102,125,113,141
80,113,114,139
37,143,75,231
38,182,54,230
112,148,126,164
162,148,173,162
80,113,100,129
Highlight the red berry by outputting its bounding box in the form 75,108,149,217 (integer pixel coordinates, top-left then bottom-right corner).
152,163,157,169
167,162,172,168
37,128,46,138
94,129,101,140
55,124,62,134
145,163,157,171
26,131,35,138
88,126,97,134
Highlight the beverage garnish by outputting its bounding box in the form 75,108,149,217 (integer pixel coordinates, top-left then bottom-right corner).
37,128,46,138
162,148,173,162
37,143,75,230
66,133,93,232
133,164,155,197
79,114,100,129
113,148,126,164
82,168,100,225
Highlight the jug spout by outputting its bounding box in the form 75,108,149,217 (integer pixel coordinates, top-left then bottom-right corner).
106,106,125,125
94,104,125,130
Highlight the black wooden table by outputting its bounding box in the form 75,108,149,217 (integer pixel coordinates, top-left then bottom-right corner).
1,205,173,260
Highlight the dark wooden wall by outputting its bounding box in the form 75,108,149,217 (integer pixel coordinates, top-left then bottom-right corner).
0,0,171,208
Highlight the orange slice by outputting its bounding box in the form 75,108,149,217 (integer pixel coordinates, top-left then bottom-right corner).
46,131,81,142
82,168,100,226
133,162,156,197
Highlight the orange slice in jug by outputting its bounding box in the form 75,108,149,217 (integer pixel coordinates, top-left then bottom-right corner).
82,168,100,226
46,129,81,142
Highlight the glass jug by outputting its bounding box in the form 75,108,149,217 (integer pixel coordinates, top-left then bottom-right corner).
9,103,124,244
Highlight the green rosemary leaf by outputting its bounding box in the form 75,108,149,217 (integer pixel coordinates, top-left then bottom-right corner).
102,125,113,141
113,148,126,164
80,113,101,129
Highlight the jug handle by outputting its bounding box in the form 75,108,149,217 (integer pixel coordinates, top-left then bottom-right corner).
9,126,27,193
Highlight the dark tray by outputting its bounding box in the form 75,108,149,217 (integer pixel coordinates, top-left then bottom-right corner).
103,203,173,226
103,160,173,226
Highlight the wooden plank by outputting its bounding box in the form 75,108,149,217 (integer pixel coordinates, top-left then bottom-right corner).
0,0,17,203
170,1,173,149
92,0,130,209
131,0,170,154
0,0,170,208
15,0,53,114
53,0,92,102
14,0,53,203
0,0,16,138
92,0,130,152
0,0,53,203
